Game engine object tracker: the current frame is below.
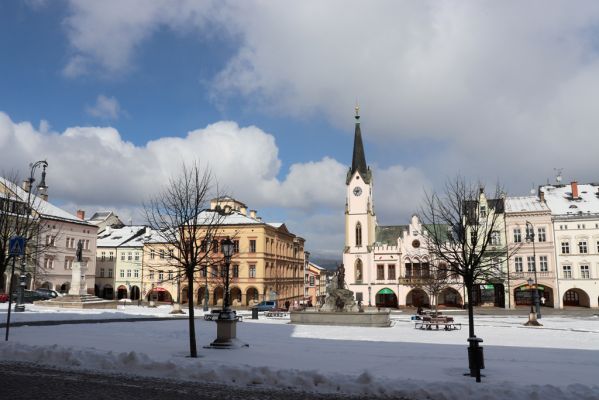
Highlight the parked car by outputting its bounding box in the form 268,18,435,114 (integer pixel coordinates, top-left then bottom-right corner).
254,301,277,312
34,288,61,299
11,290,47,303
0,293,8,303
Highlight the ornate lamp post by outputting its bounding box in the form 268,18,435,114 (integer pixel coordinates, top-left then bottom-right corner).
15,160,48,312
524,277,542,326
208,237,244,348
222,237,234,313
203,236,211,312
525,221,541,319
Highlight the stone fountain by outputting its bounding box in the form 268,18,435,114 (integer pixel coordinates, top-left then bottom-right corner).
290,264,391,327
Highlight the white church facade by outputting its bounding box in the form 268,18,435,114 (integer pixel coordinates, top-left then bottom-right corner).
343,109,464,309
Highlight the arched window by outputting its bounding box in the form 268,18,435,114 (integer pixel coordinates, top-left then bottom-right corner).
355,259,363,283
356,222,362,247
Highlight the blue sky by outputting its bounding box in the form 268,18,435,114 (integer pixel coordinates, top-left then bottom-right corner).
2,1,599,258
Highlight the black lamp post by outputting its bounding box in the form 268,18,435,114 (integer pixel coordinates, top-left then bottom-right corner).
221,236,234,313
15,160,48,312
525,221,541,319
209,236,244,349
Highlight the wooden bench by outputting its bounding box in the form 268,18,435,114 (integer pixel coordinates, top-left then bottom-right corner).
204,310,243,322
415,316,461,331
265,310,289,318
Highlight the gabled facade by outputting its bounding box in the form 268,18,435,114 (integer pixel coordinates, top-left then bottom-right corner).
95,225,146,299
343,111,464,309
0,176,98,294
541,181,599,308
505,196,557,308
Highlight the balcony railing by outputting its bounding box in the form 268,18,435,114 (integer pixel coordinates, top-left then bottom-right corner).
510,271,554,279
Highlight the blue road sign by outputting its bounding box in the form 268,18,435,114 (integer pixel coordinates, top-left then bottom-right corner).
9,236,26,256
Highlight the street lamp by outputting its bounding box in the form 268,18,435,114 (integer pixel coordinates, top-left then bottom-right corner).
524,277,542,326
209,236,243,349
222,237,234,313
203,236,211,312
525,221,541,319
15,160,48,313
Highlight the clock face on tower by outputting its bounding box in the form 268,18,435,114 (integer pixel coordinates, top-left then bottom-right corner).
353,186,362,196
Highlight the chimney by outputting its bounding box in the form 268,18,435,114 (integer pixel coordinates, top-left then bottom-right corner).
77,210,85,220
571,181,579,199
240,206,247,216
249,210,257,219
22,179,31,193
539,190,545,203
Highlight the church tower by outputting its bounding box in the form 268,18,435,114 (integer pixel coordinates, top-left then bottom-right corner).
343,107,376,296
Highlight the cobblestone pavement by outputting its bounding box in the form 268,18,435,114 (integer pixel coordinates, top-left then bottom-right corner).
0,361,411,400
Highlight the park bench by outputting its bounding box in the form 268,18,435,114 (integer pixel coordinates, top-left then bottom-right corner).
414,315,461,331
265,310,289,318
204,310,243,322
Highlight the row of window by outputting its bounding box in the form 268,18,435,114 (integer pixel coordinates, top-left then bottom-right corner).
43,257,89,270
560,240,599,255
562,265,591,279
98,268,113,278
558,223,599,230
46,236,90,249
513,227,547,243
119,269,140,278
513,256,549,272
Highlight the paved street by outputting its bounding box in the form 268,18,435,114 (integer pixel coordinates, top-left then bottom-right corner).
0,361,409,400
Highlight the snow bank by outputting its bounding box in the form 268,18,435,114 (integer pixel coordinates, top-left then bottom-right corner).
1,306,599,399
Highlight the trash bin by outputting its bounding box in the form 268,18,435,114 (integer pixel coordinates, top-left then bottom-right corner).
251,307,259,319
467,345,485,370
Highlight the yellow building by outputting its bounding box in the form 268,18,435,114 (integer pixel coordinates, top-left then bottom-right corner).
142,197,306,308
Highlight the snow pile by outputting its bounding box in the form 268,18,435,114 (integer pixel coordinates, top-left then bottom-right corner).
1,309,598,399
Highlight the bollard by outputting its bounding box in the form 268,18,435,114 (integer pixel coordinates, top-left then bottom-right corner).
251,307,258,319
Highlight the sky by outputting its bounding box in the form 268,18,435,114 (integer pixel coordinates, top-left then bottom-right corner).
2,1,599,259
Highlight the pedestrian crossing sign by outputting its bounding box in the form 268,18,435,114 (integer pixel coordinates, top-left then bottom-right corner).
9,236,26,256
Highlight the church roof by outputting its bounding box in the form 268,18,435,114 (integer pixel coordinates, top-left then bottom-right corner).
375,225,407,245
346,110,371,184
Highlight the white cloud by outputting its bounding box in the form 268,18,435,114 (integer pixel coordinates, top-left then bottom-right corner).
0,112,429,257
59,2,599,193
85,95,122,120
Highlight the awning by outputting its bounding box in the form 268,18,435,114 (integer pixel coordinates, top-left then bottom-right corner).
151,287,167,292
518,285,545,291
377,288,395,295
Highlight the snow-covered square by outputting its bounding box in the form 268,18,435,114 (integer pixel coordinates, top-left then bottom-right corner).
1,305,598,399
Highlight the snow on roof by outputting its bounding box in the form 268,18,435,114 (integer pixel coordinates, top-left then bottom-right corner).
505,196,550,213
88,211,113,221
0,176,93,225
97,226,146,247
194,209,263,226
540,183,599,216
309,261,326,271
268,222,283,228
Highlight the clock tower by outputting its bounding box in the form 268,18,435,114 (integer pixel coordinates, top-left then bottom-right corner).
343,107,376,292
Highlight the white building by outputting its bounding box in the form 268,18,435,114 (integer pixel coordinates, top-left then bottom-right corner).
505,196,558,308
95,225,146,299
343,111,463,308
0,176,98,294
541,181,599,308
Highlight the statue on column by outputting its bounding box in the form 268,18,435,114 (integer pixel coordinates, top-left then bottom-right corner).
337,264,345,289
76,240,83,262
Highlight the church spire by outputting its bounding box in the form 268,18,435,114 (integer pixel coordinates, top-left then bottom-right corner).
347,106,370,184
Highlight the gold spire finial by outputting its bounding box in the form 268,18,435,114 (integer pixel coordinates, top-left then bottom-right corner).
355,104,360,120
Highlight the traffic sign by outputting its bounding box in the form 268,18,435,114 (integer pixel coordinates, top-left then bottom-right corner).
9,236,26,256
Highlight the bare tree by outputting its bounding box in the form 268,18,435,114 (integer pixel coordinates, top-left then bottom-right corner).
404,260,454,315
0,173,51,294
420,177,519,339
144,164,226,358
